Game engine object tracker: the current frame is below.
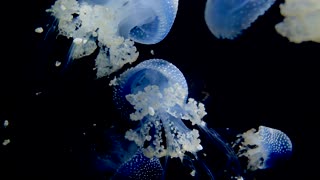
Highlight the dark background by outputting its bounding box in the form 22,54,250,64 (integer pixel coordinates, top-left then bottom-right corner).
1,0,319,179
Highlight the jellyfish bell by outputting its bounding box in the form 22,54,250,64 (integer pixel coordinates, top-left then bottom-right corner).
232,126,293,171
111,58,188,113
79,0,179,44
204,0,276,39
44,0,179,78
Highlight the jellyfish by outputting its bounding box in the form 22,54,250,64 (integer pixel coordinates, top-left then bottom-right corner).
90,126,163,179
275,0,320,43
232,126,293,171
204,0,276,39
44,0,179,77
110,58,206,160
112,149,163,180
110,59,244,179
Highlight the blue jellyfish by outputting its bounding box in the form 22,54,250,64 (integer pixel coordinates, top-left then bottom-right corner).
110,59,244,179
92,126,163,179
232,126,293,171
112,149,163,180
204,0,276,39
44,0,179,77
110,59,205,160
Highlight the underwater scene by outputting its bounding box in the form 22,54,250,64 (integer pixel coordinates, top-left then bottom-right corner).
1,0,319,179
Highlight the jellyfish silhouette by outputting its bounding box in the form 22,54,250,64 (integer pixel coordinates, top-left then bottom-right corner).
233,126,293,171
110,59,244,179
275,0,320,43
45,0,179,77
204,0,276,39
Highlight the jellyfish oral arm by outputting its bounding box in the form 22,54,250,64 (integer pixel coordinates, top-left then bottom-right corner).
275,0,320,43
124,83,204,160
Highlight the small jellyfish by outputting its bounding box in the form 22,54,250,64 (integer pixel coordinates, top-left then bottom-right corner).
204,0,276,39
112,149,163,180
233,126,293,171
45,0,179,77
275,0,320,43
110,59,206,160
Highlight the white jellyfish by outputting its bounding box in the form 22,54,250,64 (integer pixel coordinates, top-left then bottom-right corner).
233,126,293,171
204,0,276,39
275,0,320,43
44,0,179,78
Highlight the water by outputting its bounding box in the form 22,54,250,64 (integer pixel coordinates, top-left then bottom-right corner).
1,0,319,179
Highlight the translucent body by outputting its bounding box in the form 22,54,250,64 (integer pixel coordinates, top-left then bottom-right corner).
204,0,276,39
110,59,207,160
112,149,163,180
233,126,293,171
46,0,178,77
275,0,320,43
93,128,163,179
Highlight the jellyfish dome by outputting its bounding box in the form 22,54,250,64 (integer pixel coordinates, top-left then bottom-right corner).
110,59,207,161
275,0,320,43
233,126,293,171
45,0,179,77
204,0,276,39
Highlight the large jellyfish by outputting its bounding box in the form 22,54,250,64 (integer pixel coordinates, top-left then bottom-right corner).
275,0,320,43
232,126,293,171
110,58,206,160
110,59,244,179
204,0,276,39
44,0,179,78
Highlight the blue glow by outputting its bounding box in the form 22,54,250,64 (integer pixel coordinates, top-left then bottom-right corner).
234,126,293,171
112,149,163,180
110,59,243,179
45,0,179,77
111,59,205,159
204,0,276,39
